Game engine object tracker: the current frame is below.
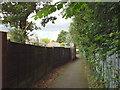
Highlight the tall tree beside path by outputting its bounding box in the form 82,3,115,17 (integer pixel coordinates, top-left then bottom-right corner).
2,2,39,43
56,30,68,43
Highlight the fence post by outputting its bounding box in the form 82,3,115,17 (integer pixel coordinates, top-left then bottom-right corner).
74,44,76,59
0,31,7,89
0,31,2,89
70,48,72,61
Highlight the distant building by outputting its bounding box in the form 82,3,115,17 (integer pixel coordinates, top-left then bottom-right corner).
26,38,47,46
39,41,47,47
47,42,60,47
26,38,36,45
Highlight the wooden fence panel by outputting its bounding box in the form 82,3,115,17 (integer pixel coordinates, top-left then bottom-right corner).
1,32,76,88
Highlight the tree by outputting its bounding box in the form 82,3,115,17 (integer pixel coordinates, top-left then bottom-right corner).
7,28,26,43
60,42,65,46
2,2,39,43
56,30,68,43
51,40,55,42
41,38,50,44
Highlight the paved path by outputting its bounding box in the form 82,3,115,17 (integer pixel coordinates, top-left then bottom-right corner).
49,57,88,88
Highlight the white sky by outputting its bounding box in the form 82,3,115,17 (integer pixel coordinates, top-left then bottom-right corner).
0,0,73,41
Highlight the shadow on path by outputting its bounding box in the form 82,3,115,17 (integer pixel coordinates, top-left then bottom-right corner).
49,56,88,88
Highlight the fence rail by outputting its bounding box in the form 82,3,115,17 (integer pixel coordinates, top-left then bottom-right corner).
0,31,76,88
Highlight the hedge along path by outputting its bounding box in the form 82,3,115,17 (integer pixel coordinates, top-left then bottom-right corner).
49,56,88,88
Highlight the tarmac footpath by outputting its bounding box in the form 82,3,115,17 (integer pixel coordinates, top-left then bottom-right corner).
49,57,88,88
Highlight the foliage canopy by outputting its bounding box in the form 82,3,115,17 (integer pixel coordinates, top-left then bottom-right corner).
69,2,119,88
2,2,39,43
41,38,50,44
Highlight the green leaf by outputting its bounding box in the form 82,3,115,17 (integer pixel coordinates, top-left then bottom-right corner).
34,16,38,20
95,36,100,41
51,7,56,12
39,14,43,18
36,12,43,18
43,11,48,16
57,4,63,10
62,13,67,18
109,32,114,37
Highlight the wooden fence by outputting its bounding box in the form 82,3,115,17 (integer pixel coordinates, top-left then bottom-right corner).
0,31,76,88
0,31,7,89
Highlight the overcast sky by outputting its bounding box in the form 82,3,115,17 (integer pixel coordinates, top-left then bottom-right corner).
0,0,73,41
27,9,72,41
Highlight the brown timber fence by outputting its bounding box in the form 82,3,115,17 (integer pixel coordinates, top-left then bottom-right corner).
0,31,76,88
